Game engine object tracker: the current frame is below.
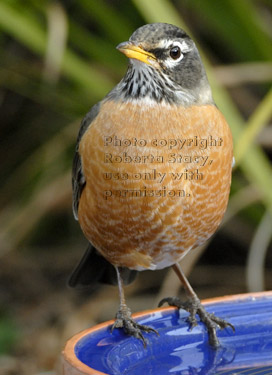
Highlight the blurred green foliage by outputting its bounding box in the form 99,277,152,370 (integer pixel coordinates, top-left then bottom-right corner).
0,312,18,354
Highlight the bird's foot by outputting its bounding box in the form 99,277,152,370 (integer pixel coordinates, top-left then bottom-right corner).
111,305,158,347
159,296,235,347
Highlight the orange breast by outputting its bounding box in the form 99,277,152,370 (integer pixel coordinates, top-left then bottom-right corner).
78,100,233,270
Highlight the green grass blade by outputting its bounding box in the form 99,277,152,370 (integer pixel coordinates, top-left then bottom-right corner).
235,87,272,164
184,0,272,62
0,2,114,98
131,0,188,31
78,0,133,41
0,2,46,54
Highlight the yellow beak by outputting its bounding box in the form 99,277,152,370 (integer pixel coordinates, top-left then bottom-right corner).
117,42,156,65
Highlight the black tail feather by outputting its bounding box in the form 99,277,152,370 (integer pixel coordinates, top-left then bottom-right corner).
68,244,138,287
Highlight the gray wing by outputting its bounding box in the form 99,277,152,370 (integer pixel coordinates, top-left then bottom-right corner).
72,102,101,219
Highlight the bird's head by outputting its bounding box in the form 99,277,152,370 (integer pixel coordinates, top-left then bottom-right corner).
113,23,213,106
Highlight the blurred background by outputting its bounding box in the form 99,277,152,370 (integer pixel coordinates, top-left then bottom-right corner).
0,0,272,374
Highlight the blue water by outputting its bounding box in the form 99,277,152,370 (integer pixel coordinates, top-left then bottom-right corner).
75,296,272,375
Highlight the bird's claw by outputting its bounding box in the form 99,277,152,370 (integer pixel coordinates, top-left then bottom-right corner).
159,296,234,347
111,306,158,347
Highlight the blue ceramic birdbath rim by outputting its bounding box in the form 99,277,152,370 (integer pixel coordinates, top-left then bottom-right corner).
63,291,272,375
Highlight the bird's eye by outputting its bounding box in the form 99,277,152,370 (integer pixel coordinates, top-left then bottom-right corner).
170,46,181,60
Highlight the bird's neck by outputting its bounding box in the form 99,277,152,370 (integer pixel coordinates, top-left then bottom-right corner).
107,60,213,107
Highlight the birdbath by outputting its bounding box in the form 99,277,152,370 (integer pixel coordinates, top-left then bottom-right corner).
62,292,272,375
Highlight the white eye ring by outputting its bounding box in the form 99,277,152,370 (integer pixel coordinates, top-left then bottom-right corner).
157,39,192,68
167,41,191,64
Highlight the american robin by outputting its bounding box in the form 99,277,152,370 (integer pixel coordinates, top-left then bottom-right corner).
69,23,234,347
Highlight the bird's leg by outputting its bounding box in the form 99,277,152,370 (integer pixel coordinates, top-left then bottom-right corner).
159,263,235,347
111,266,158,347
